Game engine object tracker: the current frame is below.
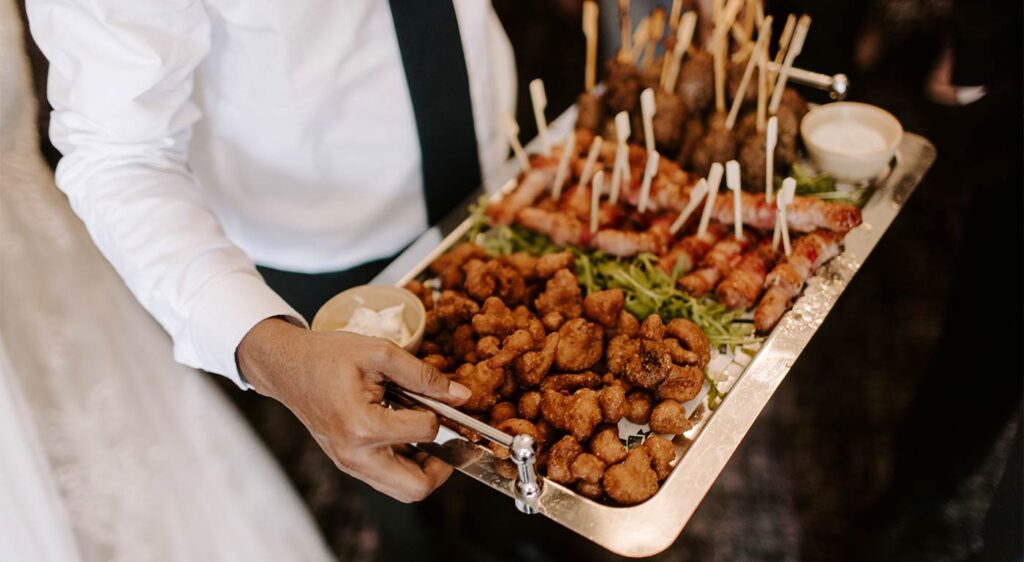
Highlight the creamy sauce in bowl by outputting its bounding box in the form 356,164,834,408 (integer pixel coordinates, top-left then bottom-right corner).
337,303,412,346
808,120,887,155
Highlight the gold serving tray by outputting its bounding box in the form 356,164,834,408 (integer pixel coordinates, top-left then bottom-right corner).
372,107,935,557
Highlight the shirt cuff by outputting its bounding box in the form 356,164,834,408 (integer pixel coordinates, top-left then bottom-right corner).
182,271,307,389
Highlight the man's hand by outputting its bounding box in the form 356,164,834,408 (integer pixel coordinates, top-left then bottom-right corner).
237,317,471,503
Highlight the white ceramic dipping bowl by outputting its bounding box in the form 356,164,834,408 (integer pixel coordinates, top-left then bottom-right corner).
800,101,903,183
312,285,426,354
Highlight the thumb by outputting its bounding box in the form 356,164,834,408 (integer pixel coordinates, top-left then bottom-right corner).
377,343,472,406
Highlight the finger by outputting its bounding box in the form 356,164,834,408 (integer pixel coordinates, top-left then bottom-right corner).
373,342,471,406
358,447,452,503
365,406,441,445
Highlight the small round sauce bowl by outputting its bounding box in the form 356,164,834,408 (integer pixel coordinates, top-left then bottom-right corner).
800,101,903,183
312,285,426,354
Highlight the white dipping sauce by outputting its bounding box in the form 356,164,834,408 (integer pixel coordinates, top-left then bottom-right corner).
338,303,411,346
809,120,887,155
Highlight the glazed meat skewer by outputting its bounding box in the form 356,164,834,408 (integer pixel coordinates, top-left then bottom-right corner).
754,229,841,332
715,239,779,310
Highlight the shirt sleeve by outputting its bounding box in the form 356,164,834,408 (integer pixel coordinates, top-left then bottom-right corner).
25,0,306,388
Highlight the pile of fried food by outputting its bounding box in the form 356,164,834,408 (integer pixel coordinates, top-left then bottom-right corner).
406,244,712,505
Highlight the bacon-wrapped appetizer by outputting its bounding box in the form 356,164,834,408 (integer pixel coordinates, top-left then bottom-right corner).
716,240,779,310
754,230,841,332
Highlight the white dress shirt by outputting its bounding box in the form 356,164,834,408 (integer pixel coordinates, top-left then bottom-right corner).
26,0,516,387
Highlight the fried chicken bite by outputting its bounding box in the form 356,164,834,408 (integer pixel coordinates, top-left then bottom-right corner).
541,389,603,442
513,332,558,387
430,242,486,289
421,354,452,372
656,364,704,403
487,329,534,369
452,361,505,413
535,269,583,320
490,418,542,460
540,372,602,392
607,309,641,339
576,481,604,500
604,448,659,505
609,337,673,389
649,399,692,434
541,311,566,332
462,259,528,305
591,426,628,464
554,318,604,372
501,252,538,280
512,306,545,342
453,324,477,362
498,369,518,399
665,318,711,368
490,401,517,425
536,252,575,279
518,390,542,420
643,435,676,481
625,390,654,425
475,336,500,360
571,453,607,486
546,435,584,484
582,289,626,327
472,297,515,337
435,290,480,329
597,384,628,423
638,314,666,340
404,280,435,310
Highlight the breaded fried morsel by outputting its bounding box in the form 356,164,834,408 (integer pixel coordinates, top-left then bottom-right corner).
546,435,584,484
643,435,676,481
591,426,628,464
582,288,625,327
513,332,559,387
452,361,505,413
604,448,659,505
649,399,691,434
554,318,604,372
541,389,603,442
535,269,583,319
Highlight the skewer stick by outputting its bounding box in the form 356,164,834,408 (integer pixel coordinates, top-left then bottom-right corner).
769,15,797,95
755,1,765,27
614,111,631,183
529,79,550,156
670,179,709,235
590,170,605,234
769,15,810,113
756,25,770,132
583,1,599,92
637,151,660,213
697,162,724,238
765,116,777,203
551,132,576,200
731,23,749,47
640,88,657,154
772,178,796,255
725,16,773,130
609,114,631,204
629,17,650,63
662,11,697,92
618,0,632,62
744,0,755,39
713,0,744,112
579,135,604,189
725,160,744,240
502,113,530,170
668,0,682,34
646,8,665,70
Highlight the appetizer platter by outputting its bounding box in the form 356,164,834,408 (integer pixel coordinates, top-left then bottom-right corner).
360,0,935,556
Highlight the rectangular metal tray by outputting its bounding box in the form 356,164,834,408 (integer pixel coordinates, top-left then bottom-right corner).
373,107,936,557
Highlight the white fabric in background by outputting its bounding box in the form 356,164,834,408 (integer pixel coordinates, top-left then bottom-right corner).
0,3,332,560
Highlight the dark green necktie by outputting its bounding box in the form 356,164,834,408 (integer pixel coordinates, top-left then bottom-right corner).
389,0,483,225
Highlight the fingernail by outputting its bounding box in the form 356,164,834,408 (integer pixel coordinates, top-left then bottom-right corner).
448,381,472,401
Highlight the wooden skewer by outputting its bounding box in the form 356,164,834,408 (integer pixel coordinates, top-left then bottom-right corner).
697,162,724,238
755,1,765,27
583,1,599,92
640,88,657,154
552,132,576,199
529,79,550,156
579,135,603,189
744,0,755,39
765,116,777,203
629,17,650,63
731,22,749,47
618,0,632,62
637,151,660,213
668,0,682,34
502,113,530,170
769,14,796,95
590,170,605,234
669,179,708,235
772,177,796,255
725,160,743,240
725,16,773,130
756,24,770,132
662,11,697,92
769,14,811,114
646,8,665,71
610,111,630,204
713,0,745,112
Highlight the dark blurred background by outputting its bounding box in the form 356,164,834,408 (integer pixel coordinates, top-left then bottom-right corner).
19,0,1022,560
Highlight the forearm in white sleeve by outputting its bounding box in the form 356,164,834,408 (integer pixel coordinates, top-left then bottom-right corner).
26,0,304,387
